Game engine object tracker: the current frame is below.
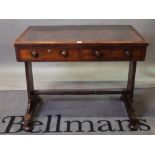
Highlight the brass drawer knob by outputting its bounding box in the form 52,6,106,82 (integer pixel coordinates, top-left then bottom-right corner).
94,51,101,57
124,50,131,57
60,51,68,57
31,50,39,58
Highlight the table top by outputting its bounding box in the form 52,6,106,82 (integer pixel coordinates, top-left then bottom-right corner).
14,25,148,46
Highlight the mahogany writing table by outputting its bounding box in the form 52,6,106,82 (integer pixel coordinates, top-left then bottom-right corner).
14,25,149,131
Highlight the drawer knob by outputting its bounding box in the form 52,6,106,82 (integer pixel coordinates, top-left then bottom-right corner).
94,51,101,57
31,50,38,58
60,51,68,57
124,50,131,57
47,49,52,53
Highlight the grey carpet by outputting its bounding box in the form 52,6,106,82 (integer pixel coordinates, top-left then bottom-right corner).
0,88,155,134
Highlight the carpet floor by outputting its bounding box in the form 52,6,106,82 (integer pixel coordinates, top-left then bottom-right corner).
0,88,155,134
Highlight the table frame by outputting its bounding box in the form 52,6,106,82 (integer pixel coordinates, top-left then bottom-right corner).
23,61,138,131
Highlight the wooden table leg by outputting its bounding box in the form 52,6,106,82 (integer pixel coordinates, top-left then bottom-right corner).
24,62,40,132
122,61,139,130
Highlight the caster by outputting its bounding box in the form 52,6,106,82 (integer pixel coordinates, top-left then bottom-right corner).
23,122,33,132
128,121,139,131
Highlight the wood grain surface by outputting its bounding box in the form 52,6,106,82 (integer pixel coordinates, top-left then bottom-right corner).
14,25,148,62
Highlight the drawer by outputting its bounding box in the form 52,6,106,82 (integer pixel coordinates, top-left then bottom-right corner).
18,48,80,61
17,47,146,62
80,47,146,61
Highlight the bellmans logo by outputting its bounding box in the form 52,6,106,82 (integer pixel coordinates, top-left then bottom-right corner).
0,115,151,134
